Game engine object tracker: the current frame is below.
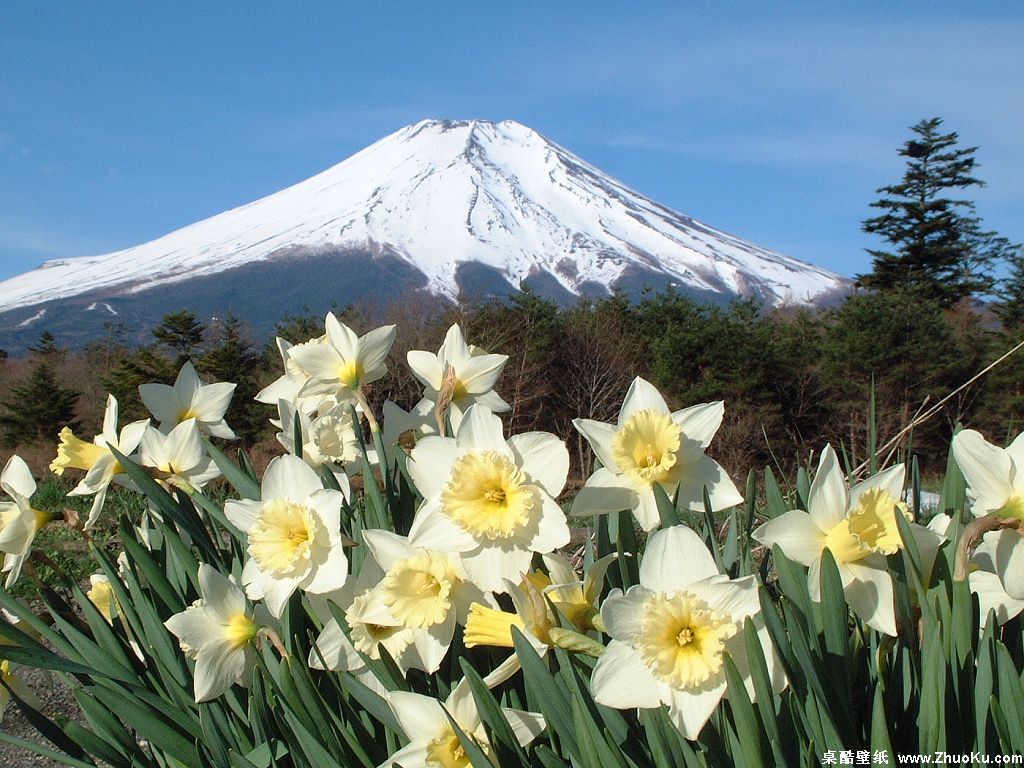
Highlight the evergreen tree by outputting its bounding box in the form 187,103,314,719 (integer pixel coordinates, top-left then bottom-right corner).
858,117,1003,307
201,313,265,442
0,360,81,447
153,310,205,365
993,247,1024,330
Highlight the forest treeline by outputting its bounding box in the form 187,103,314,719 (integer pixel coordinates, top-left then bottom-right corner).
2,286,1021,487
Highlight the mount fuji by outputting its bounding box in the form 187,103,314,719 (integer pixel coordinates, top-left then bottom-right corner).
0,119,848,349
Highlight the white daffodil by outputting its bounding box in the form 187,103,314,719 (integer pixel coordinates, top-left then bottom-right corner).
256,336,325,414
226,455,349,617
929,514,1024,625
363,529,487,672
275,399,358,492
0,456,49,588
406,405,570,593
407,323,510,431
753,445,943,636
591,525,784,740
952,429,1024,520
308,553,438,677
572,376,743,532
164,564,268,702
287,313,396,402
949,429,1024,601
139,361,237,439
50,394,149,529
382,680,545,768
138,419,221,492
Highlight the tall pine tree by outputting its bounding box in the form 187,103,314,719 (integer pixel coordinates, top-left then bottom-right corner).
858,117,1004,307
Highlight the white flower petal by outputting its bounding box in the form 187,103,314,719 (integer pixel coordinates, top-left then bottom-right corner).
953,430,1015,515
752,510,825,567
454,406,509,456
407,350,444,390
807,445,849,531
461,544,533,593
508,432,569,497
640,525,718,593
526,494,571,553
309,619,362,671
985,529,1024,600
389,690,447,742
842,561,897,636
591,640,664,709
673,454,743,512
666,682,726,740
407,436,460,501
458,354,507,395
263,454,322,503
407,497,477,552
618,377,670,423
194,640,246,702
570,468,638,517
671,400,724,454
849,464,905,511
600,587,650,642
501,707,546,747
0,456,35,500
199,564,246,619
224,499,262,532
572,418,619,472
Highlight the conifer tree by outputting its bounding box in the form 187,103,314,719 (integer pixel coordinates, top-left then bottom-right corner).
201,313,265,442
0,333,80,447
858,117,1005,307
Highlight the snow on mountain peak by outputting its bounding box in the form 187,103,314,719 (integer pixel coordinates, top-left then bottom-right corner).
0,119,847,315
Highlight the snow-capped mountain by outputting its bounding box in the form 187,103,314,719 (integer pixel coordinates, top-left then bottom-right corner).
0,119,848,348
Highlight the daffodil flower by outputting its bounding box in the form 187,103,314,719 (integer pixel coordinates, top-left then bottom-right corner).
364,529,487,672
381,399,438,454
952,429,1024,521
138,419,221,491
929,514,1024,624
406,405,570,593
226,455,349,617
572,376,743,532
407,323,510,430
139,361,237,439
51,394,149,529
536,551,618,634
256,336,324,414
274,399,359,492
0,456,49,588
287,313,396,402
753,445,943,636
164,564,269,702
381,680,545,768
591,525,784,740
949,429,1024,601
464,575,555,686
309,551,446,677
87,573,118,624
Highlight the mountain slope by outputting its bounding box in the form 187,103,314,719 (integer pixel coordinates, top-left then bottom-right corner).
0,119,848,348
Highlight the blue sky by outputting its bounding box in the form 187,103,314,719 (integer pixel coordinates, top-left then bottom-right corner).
2,2,1022,282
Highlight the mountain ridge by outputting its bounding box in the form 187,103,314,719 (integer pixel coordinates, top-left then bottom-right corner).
0,118,849,350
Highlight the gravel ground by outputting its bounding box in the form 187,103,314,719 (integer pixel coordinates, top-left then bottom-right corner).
2,665,85,767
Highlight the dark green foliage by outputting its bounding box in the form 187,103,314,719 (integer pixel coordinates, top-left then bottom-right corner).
0,359,81,447
994,248,1024,330
858,117,1011,307
152,309,206,365
200,313,266,442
